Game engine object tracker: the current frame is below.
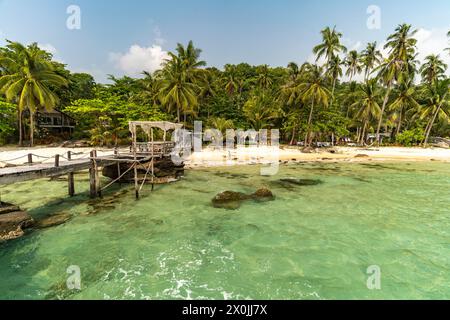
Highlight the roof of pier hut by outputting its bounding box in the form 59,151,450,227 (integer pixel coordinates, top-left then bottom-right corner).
129,121,183,134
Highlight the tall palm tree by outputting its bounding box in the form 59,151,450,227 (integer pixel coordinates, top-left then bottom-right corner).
0,41,68,146
388,78,420,136
298,64,330,146
419,54,447,85
313,26,347,65
360,42,383,81
344,50,362,82
256,65,273,91
351,79,382,145
160,41,205,122
375,24,418,145
419,79,450,146
326,55,343,100
287,62,300,82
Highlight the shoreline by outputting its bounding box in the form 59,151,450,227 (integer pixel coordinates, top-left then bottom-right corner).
1,145,450,168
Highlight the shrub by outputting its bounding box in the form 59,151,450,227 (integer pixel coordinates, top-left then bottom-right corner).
396,128,425,147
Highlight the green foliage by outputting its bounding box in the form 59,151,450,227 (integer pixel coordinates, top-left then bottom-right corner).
0,99,16,144
396,128,425,146
64,97,168,146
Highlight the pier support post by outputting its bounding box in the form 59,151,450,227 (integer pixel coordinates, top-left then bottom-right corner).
89,151,98,198
27,154,33,165
67,151,75,197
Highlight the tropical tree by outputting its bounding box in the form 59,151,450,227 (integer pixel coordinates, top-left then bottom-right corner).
313,26,347,65
375,24,418,145
419,79,450,146
0,41,68,146
388,78,420,136
351,79,382,144
419,54,447,85
344,50,362,81
298,64,330,146
360,42,383,81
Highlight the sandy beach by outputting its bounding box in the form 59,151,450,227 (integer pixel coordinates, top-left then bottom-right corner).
1,145,450,168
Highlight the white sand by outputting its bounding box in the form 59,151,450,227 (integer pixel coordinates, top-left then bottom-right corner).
1,145,449,168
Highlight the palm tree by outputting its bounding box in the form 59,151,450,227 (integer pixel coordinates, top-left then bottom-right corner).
420,79,450,146
375,24,418,145
388,78,420,136
326,55,343,100
419,54,447,85
351,79,382,145
160,41,205,122
313,26,347,65
287,62,300,82
159,57,199,123
207,117,234,135
360,42,383,81
298,64,330,146
0,41,68,146
344,50,362,82
256,65,273,91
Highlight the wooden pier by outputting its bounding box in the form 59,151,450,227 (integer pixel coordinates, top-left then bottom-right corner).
0,121,184,200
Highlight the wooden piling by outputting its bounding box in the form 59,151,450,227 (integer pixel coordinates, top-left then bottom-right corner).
55,154,60,167
89,151,97,198
94,150,101,198
67,151,74,197
27,154,33,165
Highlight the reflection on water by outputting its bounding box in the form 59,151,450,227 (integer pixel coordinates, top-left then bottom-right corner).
1,162,450,299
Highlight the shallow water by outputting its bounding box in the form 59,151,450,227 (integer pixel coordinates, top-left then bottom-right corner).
1,161,450,300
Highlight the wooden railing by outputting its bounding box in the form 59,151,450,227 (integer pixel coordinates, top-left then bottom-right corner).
131,142,176,157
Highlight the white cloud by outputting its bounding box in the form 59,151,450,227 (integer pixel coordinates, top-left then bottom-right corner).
37,43,64,63
109,44,169,77
415,27,450,75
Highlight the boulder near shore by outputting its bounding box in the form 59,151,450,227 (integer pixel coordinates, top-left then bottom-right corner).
0,202,34,241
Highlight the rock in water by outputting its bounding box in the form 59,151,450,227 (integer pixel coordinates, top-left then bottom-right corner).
354,154,370,158
279,178,323,186
212,191,249,210
251,188,275,201
212,188,274,210
0,202,34,241
36,212,73,229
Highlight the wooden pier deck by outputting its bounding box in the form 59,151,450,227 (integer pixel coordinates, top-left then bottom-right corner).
0,157,116,185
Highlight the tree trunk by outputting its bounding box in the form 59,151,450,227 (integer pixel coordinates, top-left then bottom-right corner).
29,111,34,147
376,82,392,146
424,99,446,147
289,126,296,145
421,117,434,146
361,121,367,146
304,98,315,147
177,107,180,123
18,110,23,147
395,108,403,137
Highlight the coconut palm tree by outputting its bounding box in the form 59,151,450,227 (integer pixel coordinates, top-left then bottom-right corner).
0,41,68,146
344,50,362,82
313,26,347,65
351,79,382,145
419,54,447,85
419,79,450,146
287,62,300,82
256,65,273,91
375,24,418,145
360,42,383,81
388,78,420,136
298,64,330,146
326,55,343,100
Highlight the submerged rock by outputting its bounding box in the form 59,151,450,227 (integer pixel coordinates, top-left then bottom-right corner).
35,212,72,229
212,188,275,210
0,202,34,241
279,178,323,186
354,154,370,158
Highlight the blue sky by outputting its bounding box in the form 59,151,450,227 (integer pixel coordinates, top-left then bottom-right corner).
1,0,450,83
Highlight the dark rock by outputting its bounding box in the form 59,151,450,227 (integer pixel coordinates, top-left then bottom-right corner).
354,154,370,158
212,188,274,210
35,212,72,229
279,178,323,186
0,202,34,241
251,187,275,201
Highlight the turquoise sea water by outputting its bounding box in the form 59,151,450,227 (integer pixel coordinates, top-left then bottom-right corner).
1,161,450,300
